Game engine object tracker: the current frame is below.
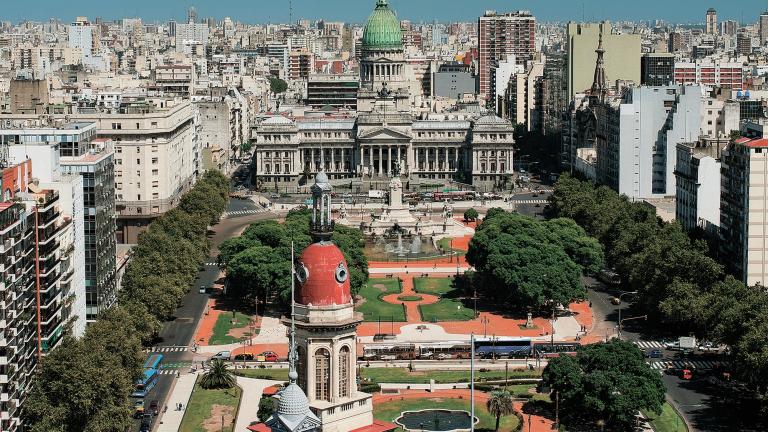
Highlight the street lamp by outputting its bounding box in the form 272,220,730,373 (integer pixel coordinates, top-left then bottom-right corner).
616,291,638,340
619,315,648,339
480,316,489,338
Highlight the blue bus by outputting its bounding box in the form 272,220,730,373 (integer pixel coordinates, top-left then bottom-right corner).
474,337,532,359
132,353,163,398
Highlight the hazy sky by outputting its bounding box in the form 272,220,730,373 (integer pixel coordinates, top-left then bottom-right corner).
4,0,767,24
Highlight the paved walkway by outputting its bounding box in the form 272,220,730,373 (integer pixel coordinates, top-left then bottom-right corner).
156,371,198,432
233,376,282,432
380,275,438,323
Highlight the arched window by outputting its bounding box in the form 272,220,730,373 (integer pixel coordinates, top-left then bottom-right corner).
314,348,331,401
339,346,350,398
284,164,290,174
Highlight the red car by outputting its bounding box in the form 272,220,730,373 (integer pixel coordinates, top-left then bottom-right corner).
260,351,279,362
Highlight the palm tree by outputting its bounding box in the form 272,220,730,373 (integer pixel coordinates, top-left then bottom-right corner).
200,360,236,389
486,390,514,432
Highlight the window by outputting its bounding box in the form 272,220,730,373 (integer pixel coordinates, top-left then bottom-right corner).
136,147,141,153
339,346,350,398
152,158,158,164
116,170,122,177
115,159,122,165
152,181,159,188
116,147,122,154
116,183,122,190
152,193,159,199
152,169,158,176
151,146,158,152
314,349,330,401
297,347,306,391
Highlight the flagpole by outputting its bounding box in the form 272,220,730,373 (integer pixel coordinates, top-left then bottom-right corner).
470,332,475,432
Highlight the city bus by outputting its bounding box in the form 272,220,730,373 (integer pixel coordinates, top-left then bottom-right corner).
132,353,164,398
473,337,532,359
533,342,581,358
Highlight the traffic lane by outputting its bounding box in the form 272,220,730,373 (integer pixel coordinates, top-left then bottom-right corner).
227,196,259,214
513,202,546,220
157,264,220,348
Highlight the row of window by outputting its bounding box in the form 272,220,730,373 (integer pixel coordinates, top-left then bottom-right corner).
115,158,160,165
116,145,159,153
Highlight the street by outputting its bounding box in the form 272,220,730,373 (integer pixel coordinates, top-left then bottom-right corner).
143,196,276,427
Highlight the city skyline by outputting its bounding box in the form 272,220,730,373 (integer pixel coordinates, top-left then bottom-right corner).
4,0,767,24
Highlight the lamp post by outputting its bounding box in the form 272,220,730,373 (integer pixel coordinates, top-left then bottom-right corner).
480,316,489,338
616,291,638,340
619,315,648,339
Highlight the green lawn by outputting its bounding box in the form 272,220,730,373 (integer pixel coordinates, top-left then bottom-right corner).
360,367,540,384
643,403,688,432
438,237,468,256
233,368,289,381
413,277,455,296
179,380,242,432
355,278,406,322
209,311,255,345
374,397,520,432
420,297,475,322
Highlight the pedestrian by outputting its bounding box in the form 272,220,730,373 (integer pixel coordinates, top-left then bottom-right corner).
176,371,180,378
589,301,592,307
163,405,168,414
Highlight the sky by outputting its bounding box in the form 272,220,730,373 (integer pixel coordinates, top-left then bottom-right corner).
3,0,767,24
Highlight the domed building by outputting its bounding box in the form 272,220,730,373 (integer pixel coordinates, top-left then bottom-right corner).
357,0,410,112
252,0,516,193
250,174,396,432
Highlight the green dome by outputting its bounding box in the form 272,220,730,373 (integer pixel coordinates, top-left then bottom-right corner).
361,0,403,50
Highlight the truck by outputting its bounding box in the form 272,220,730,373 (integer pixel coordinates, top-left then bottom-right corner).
679,336,697,353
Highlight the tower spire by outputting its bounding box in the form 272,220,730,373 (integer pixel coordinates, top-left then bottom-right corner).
590,33,608,102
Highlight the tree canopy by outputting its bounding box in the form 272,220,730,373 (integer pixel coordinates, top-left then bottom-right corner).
26,170,231,430
542,340,665,431
269,77,288,94
219,207,368,309
465,210,602,311
549,174,768,417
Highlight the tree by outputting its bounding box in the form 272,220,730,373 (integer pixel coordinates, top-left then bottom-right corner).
269,77,288,94
542,340,665,431
463,208,479,222
486,390,514,431
257,397,277,422
466,210,597,311
200,360,237,390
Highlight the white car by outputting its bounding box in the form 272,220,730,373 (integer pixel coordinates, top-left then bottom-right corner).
379,355,397,361
436,353,454,360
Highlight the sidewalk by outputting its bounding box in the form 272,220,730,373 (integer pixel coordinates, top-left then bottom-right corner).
233,376,283,432
156,371,198,432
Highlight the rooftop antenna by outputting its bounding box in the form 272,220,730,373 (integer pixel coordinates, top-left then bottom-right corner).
289,0,293,27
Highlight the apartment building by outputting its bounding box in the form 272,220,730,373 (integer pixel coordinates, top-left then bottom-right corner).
720,137,768,286
478,10,536,100
566,22,641,99
0,185,71,431
69,100,198,243
151,65,195,96
641,53,675,86
2,123,115,322
674,60,744,91
306,74,360,109
596,85,702,200
503,59,544,132
674,140,723,234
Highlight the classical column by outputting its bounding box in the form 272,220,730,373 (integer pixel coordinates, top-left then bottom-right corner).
378,146,383,176
454,148,459,171
359,147,364,172
330,147,335,172
387,146,392,176
341,148,345,172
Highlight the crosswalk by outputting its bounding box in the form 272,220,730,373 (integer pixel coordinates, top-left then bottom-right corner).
648,360,723,370
223,208,269,218
152,346,189,353
512,199,548,205
634,340,665,349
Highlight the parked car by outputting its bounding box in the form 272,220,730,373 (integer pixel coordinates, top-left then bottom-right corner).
234,353,254,361
139,413,152,432
259,351,278,362
148,400,159,416
211,351,231,361
610,297,621,305
133,400,145,419
648,349,663,359
436,353,454,360
199,286,207,294
680,369,694,380
269,193,279,199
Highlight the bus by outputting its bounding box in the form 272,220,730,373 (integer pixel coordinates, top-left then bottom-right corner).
418,341,472,360
132,353,164,398
533,342,581,358
362,343,415,361
474,337,532,359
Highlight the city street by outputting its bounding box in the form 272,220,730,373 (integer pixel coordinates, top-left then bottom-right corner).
146,196,276,421
584,278,749,432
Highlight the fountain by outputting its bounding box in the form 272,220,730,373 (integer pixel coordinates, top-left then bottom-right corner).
395,410,477,432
